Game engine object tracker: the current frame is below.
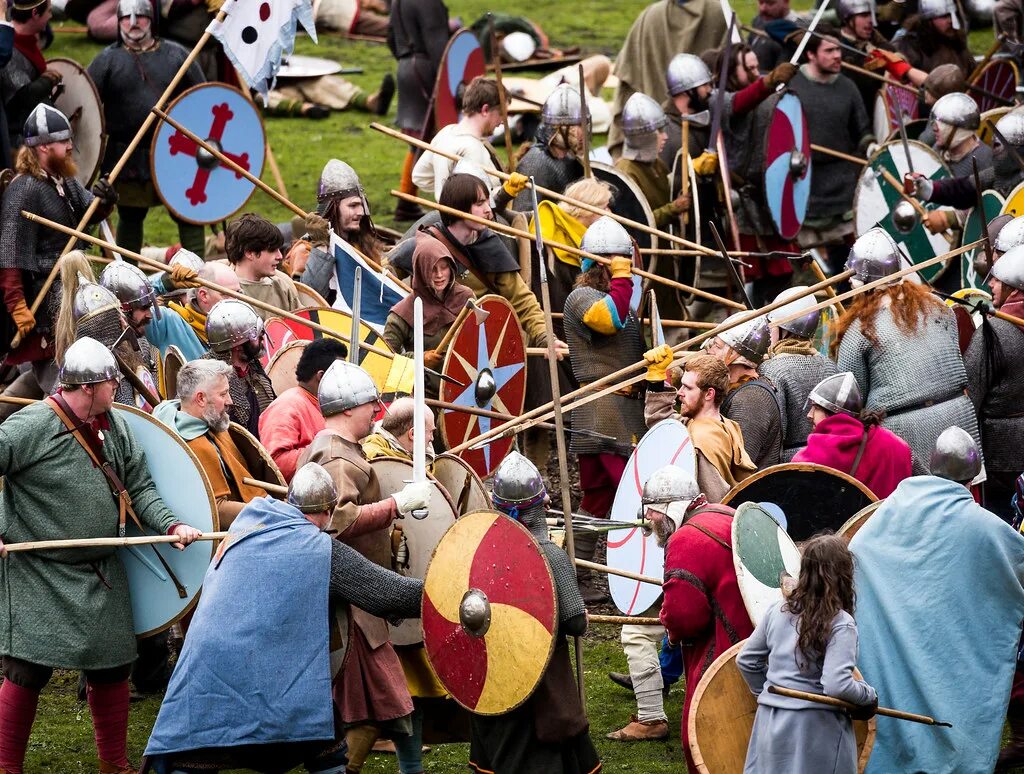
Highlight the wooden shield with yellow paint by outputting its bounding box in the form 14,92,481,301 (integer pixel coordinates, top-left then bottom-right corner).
421,510,557,715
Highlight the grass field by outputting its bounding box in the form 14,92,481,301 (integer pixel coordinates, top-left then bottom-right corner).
30,2,1012,772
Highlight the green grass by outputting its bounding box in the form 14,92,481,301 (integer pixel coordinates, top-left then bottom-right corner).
30,2,1013,772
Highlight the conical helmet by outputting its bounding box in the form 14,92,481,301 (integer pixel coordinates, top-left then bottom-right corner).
929,426,981,482
288,462,340,514
806,372,863,416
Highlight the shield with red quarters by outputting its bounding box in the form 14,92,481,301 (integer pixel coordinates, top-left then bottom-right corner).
764,92,811,241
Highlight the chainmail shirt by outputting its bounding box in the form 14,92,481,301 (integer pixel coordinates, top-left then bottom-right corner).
722,378,783,469
329,538,422,620
836,300,983,468
563,284,647,456
518,503,587,635
512,140,583,211
758,353,837,460
202,352,275,436
965,317,1024,473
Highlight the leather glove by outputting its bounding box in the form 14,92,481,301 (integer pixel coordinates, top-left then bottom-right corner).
903,173,934,201
609,256,633,280
925,208,956,234
693,151,718,177
167,263,200,289
423,349,444,370
91,176,118,207
304,212,330,246
864,49,911,80
644,343,674,383
848,697,878,722
765,62,798,89
10,299,34,338
502,172,529,197
392,480,432,515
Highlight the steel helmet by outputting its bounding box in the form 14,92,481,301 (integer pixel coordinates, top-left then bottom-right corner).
59,337,119,386
491,451,546,510
766,286,821,339
666,53,712,96
288,462,340,514
716,312,770,365
993,215,1024,254
204,299,263,355
806,372,863,416
929,425,981,482
580,215,633,262
990,243,1024,291
845,228,902,284
541,83,584,127
622,92,667,137
317,360,380,416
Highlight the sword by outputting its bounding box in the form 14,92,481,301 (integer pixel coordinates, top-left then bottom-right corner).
719,0,742,43
648,290,666,347
348,266,361,365
785,0,832,90
706,12,736,153
411,297,428,520
577,62,592,178
710,221,753,309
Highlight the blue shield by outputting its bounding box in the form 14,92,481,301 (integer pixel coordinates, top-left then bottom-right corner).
151,83,266,225
114,405,218,636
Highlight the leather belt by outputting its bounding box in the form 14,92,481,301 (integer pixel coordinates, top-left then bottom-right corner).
885,390,965,418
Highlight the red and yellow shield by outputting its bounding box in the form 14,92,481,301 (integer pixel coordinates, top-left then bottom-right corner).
422,510,557,715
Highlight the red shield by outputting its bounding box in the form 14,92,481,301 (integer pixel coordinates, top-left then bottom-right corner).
972,59,1019,114
764,92,811,241
439,295,527,478
432,29,486,131
422,510,557,715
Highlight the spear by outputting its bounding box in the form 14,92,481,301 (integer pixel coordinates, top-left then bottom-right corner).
766,686,953,727
3,533,229,553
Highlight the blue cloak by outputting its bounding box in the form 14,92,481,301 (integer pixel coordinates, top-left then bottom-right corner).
851,476,1024,774
146,496,334,756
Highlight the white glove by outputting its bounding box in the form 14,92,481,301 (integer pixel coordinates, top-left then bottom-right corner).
906,173,934,201
392,481,432,515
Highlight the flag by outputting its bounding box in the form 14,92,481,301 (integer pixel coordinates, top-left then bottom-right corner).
207,0,316,96
330,232,407,333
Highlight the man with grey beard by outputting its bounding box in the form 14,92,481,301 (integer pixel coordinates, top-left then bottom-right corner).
154,359,275,527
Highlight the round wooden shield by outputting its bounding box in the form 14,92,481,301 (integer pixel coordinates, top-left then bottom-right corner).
112,405,218,637
151,83,266,225
1002,180,1024,218
422,510,557,715
433,29,486,131
971,58,1019,114
764,92,811,241
607,419,697,615
979,106,1013,145
731,502,800,627
294,281,330,308
266,339,305,396
871,84,919,145
839,500,882,543
159,344,186,400
439,294,527,479
262,307,404,397
961,189,1005,290
722,463,877,542
228,421,286,487
688,641,876,774
277,54,344,79
329,606,350,680
853,140,952,284
370,457,458,646
48,57,105,186
432,452,491,515
592,161,658,252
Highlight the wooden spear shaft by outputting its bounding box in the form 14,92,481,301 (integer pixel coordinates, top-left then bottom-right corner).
488,16,515,173
575,558,662,586
12,9,229,351
551,312,719,330
766,686,953,727
370,121,719,256
152,108,410,293
589,615,661,625
448,269,854,454
450,238,982,454
4,532,230,552
20,212,398,360
391,190,744,309
243,477,288,496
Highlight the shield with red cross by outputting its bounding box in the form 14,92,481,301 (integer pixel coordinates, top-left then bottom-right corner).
422,510,557,715
150,83,266,225
439,294,527,479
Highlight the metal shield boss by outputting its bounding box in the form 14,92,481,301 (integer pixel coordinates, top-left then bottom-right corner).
112,405,218,636
607,419,697,616
439,294,526,479
853,140,952,283
151,83,266,224
433,29,486,131
763,92,811,241
369,457,458,646
47,57,105,186
422,510,558,715
722,462,878,542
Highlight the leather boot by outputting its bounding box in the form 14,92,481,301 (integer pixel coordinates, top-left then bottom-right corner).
98,761,137,774
606,715,669,742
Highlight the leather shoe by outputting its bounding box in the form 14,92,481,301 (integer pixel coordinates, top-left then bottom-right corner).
606,715,669,741
608,671,633,691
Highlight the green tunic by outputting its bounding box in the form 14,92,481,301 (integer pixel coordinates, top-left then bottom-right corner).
0,402,177,669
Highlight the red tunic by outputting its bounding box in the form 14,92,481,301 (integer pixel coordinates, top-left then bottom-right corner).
659,506,754,773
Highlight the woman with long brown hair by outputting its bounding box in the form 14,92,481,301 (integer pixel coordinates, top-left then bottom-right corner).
737,534,878,773
832,228,983,467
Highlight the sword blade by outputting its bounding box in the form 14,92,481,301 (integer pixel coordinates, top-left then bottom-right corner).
789,0,831,70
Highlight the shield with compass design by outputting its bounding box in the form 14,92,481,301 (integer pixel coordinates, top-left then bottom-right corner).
439,295,527,478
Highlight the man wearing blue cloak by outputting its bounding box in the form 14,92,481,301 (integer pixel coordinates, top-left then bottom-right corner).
851,426,1024,774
